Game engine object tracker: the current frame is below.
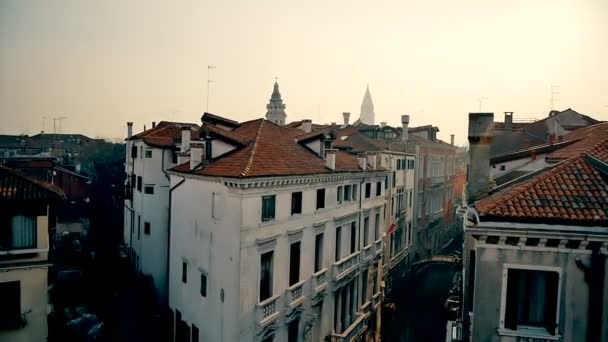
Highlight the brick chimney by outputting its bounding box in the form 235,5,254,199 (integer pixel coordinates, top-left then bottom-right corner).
343,112,350,125
190,142,203,170
504,112,513,130
325,149,336,170
467,113,494,203
450,134,455,146
401,114,410,142
127,122,133,139
181,127,191,153
301,119,312,133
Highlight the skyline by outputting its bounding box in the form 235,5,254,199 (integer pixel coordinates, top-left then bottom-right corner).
1,0,607,144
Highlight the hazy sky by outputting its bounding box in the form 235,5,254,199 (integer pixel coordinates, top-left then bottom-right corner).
1,0,607,144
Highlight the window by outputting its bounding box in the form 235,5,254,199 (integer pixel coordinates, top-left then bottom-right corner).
337,186,343,204
131,145,137,158
392,171,396,187
172,151,178,164
130,174,136,188
335,227,341,261
137,215,141,240
289,241,301,286
291,192,302,215
500,165,506,171
316,189,325,209
344,185,351,202
409,191,413,208
140,146,143,158
314,233,324,272
2,215,37,250
182,262,188,283
363,217,369,246
288,318,299,342
374,213,380,241
365,183,371,198
145,150,152,158
144,185,154,194
385,176,388,189
350,222,357,253
0,281,20,326
352,184,358,201
192,325,199,342
144,222,150,235
137,176,142,192
504,268,559,335
205,141,212,160
260,251,274,301
261,195,276,222
361,270,369,303
376,181,382,196
200,273,207,297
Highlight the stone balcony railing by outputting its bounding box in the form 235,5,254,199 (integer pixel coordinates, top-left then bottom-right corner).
312,268,328,294
361,244,374,263
374,239,383,256
333,252,360,282
255,294,281,327
330,312,369,342
285,280,306,310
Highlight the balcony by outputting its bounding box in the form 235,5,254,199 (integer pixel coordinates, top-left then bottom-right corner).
255,294,281,327
285,280,306,310
330,312,369,342
430,175,444,186
332,252,360,283
361,244,373,263
312,268,328,293
374,239,383,256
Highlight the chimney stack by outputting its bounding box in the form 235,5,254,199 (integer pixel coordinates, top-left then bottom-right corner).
127,122,133,139
467,113,494,203
366,153,377,170
301,119,312,133
325,149,336,170
401,114,410,142
181,127,191,153
357,154,367,170
504,112,513,130
342,112,351,126
190,142,203,170
380,122,387,127
450,134,455,146
152,121,156,128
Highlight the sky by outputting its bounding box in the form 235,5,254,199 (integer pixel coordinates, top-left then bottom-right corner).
1,0,607,144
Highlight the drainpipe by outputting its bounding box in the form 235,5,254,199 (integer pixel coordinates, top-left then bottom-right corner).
166,177,186,308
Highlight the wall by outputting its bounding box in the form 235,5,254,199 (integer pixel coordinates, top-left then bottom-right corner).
490,155,550,180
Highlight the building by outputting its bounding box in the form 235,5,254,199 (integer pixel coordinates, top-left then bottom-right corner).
124,120,200,304
0,165,64,342
358,85,375,125
167,115,390,342
460,113,608,341
265,82,287,125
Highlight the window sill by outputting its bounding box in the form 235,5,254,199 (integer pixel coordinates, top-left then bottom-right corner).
497,327,560,340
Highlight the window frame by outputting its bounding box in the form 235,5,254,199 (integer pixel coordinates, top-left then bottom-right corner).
291,191,302,216
200,272,207,297
376,181,382,196
364,183,371,198
145,149,153,158
144,185,154,195
144,222,150,235
316,188,326,210
499,264,562,338
261,195,276,222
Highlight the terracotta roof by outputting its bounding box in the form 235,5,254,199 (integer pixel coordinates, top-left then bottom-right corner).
476,137,608,225
201,112,239,128
204,123,251,145
130,121,200,148
0,165,64,201
547,122,608,161
172,119,370,178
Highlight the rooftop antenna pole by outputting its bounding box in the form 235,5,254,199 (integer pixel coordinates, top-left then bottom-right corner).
550,85,560,111
206,66,215,113
477,97,488,111
42,116,46,134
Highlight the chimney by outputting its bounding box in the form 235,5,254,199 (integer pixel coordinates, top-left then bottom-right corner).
181,127,191,153
366,153,377,170
190,142,203,170
152,121,156,128
301,119,312,133
127,122,133,139
342,112,351,125
504,112,513,130
450,134,455,146
401,114,410,142
380,122,387,127
357,154,367,171
325,149,336,170
467,113,494,203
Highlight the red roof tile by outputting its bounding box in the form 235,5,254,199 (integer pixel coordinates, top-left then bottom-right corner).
0,165,64,201
547,122,608,160
130,121,200,148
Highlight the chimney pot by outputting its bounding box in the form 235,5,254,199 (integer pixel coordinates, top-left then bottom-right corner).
127,122,133,139
504,112,513,130
190,142,203,170
152,121,156,128
467,113,494,203
380,122,387,127
401,114,410,142
342,112,351,125
301,119,312,133
450,134,455,146
325,149,336,170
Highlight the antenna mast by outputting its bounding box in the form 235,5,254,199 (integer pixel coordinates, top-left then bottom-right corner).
206,66,215,113
477,97,488,112
550,85,560,111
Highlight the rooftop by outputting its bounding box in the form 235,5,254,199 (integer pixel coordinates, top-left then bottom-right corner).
0,164,65,202
129,121,200,148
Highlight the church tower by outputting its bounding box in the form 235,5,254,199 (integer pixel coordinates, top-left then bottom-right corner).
265,81,287,125
359,85,375,125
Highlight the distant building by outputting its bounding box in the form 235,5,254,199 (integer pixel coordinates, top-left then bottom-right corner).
0,165,63,342
358,85,375,125
168,114,389,342
460,113,608,342
265,82,287,125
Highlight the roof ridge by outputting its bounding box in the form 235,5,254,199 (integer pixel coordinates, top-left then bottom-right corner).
240,120,265,177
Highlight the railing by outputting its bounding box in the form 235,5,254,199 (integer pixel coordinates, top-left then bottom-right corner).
374,239,383,256
390,248,406,267
312,268,328,293
255,294,280,327
372,291,381,310
285,280,306,309
361,244,373,262
330,312,368,342
332,252,360,282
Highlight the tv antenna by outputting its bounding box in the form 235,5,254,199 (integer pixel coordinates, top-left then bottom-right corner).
550,85,560,111
477,97,488,112
52,116,67,135
206,66,216,113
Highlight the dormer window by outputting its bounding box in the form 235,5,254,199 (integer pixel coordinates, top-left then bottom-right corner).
323,140,332,157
